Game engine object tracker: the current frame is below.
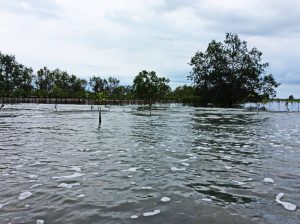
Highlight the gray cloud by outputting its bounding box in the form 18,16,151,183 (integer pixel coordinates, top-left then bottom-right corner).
0,0,62,19
0,0,299,97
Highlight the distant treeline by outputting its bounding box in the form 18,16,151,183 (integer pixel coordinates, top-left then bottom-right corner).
2,34,292,107
0,51,200,104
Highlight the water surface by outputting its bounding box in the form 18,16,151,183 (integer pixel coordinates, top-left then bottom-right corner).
0,104,299,223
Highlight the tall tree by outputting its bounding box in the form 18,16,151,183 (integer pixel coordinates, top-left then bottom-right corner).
188,33,280,107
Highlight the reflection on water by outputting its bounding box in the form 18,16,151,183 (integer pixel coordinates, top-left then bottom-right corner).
0,104,299,224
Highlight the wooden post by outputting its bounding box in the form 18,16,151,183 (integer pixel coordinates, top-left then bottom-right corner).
149,97,152,116
99,107,102,126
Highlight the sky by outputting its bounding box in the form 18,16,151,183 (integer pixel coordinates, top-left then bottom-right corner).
0,0,300,98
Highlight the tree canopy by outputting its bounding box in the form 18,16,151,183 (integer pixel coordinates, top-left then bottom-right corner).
188,33,280,107
132,70,171,105
0,52,33,97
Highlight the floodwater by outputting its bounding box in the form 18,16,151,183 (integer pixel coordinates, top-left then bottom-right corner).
0,104,299,224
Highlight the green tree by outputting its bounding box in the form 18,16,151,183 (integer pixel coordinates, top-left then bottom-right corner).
35,67,54,97
133,70,170,105
188,33,280,107
172,85,201,104
89,76,107,93
0,51,33,97
106,76,120,99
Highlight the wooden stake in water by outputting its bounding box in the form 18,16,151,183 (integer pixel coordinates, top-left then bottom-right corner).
99,107,102,126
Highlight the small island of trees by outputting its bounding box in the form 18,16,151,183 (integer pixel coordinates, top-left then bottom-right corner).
0,33,294,108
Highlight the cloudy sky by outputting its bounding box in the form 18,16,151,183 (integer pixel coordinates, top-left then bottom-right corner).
0,0,300,97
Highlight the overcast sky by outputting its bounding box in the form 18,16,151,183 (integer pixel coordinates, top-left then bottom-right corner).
0,0,299,97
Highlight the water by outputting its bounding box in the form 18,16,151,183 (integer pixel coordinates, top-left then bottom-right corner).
0,104,299,224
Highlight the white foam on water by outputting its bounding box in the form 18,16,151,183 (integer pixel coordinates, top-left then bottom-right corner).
52,172,84,179
186,153,195,157
115,161,122,164
180,158,189,162
143,209,161,217
141,186,152,190
196,146,211,150
202,198,212,202
0,202,9,209
92,172,99,175
264,178,274,183
275,193,297,211
29,175,38,179
131,182,136,185
30,184,43,188
232,180,246,185
131,215,138,219
32,161,42,165
2,173,9,176
123,167,138,172
247,178,253,181
171,167,186,171
78,194,85,198
19,192,32,200
160,197,171,202
29,180,37,182
144,168,152,171
180,162,190,167
16,165,23,168
224,166,233,170
37,220,44,224
223,155,231,160
57,183,80,188
71,166,81,172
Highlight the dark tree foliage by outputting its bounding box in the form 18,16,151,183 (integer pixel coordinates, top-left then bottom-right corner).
188,33,280,107
133,70,171,105
89,76,129,100
0,52,34,97
35,67,87,97
173,85,201,104
89,76,108,93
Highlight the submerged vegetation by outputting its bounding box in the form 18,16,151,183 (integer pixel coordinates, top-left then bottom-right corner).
0,33,292,107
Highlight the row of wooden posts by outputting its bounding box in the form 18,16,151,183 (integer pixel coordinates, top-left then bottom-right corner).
0,97,177,105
